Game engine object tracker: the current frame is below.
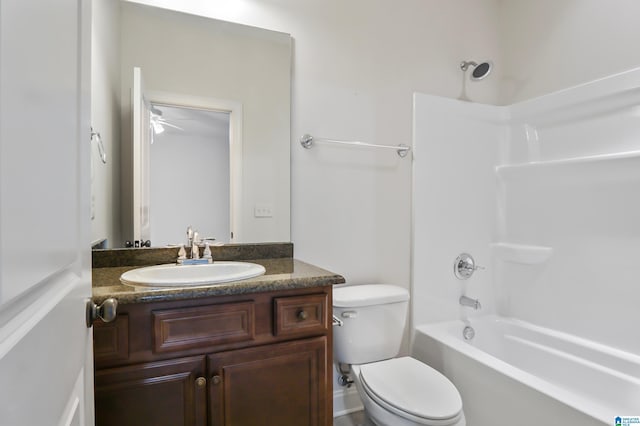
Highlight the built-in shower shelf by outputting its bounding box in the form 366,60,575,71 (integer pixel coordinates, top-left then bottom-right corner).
490,243,553,264
496,150,640,181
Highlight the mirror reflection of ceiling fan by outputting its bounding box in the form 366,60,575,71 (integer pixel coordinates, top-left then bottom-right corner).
150,105,184,135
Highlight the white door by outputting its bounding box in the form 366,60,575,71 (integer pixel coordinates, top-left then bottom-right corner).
132,67,151,245
0,0,93,425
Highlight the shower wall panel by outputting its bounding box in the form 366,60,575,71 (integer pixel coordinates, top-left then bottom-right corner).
496,68,640,354
413,68,640,355
412,94,505,327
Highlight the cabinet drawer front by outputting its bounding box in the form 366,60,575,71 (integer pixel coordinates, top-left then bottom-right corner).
274,294,328,337
94,314,129,362
153,302,255,353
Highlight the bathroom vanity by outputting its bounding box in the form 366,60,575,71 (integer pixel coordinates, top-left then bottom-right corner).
91,244,344,426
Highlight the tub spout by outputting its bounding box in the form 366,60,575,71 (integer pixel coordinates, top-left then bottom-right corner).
460,295,481,310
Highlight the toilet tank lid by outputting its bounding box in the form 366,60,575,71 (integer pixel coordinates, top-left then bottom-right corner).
333,284,409,307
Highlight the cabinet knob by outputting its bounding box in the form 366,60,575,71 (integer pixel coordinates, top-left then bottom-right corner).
297,309,308,321
211,375,222,385
195,377,206,387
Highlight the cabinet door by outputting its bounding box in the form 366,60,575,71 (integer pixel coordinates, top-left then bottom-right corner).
95,356,207,426
208,337,328,426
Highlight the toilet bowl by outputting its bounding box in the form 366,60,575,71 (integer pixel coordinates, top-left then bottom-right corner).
333,285,465,426
351,359,465,426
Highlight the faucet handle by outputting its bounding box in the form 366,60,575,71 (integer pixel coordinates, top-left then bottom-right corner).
202,243,213,263
454,253,483,280
177,245,187,264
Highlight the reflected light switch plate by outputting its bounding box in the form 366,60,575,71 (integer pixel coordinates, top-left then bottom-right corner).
254,204,273,218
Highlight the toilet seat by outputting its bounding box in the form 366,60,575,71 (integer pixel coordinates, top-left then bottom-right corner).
358,357,463,425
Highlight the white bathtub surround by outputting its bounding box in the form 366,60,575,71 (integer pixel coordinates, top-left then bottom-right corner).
497,69,640,355
412,95,506,326
413,68,640,424
413,318,618,426
489,242,553,264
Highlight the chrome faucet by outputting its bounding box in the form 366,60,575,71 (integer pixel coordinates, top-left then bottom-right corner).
191,241,200,259
179,226,213,264
186,226,201,259
186,226,194,247
460,295,481,310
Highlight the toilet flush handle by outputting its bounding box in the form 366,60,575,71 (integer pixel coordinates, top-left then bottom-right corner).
332,315,343,327
333,311,356,326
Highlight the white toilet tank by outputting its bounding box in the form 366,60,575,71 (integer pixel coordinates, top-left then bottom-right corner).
333,284,409,365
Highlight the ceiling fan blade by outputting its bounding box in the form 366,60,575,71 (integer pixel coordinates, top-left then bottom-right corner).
161,121,184,131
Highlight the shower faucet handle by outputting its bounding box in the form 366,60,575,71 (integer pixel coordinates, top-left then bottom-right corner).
454,253,483,280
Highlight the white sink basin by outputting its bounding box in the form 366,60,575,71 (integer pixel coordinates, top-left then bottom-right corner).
120,262,266,287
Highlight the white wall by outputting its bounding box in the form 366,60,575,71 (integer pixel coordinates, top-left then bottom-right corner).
128,0,502,288
150,116,230,246
91,0,121,246
499,0,640,104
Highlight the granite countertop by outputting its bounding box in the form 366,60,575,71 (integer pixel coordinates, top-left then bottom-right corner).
92,258,345,305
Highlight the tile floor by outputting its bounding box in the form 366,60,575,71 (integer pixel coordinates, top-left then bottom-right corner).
333,410,366,426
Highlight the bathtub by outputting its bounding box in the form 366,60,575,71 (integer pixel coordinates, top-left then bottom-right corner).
412,316,640,426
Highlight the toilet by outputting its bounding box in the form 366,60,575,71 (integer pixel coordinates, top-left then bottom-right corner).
333,284,465,426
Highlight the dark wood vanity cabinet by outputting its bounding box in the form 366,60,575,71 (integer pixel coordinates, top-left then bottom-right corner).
208,337,328,426
94,356,207,426
93,286,332,426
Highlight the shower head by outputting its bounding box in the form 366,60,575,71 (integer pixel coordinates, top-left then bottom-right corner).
460,60,492,81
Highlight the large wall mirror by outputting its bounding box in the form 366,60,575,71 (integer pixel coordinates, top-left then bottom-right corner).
90,1,291,248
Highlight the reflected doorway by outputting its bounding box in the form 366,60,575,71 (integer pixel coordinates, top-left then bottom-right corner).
149,103,232,246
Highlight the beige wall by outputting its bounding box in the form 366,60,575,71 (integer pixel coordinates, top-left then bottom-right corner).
499,0,640,104
91,0,121,247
